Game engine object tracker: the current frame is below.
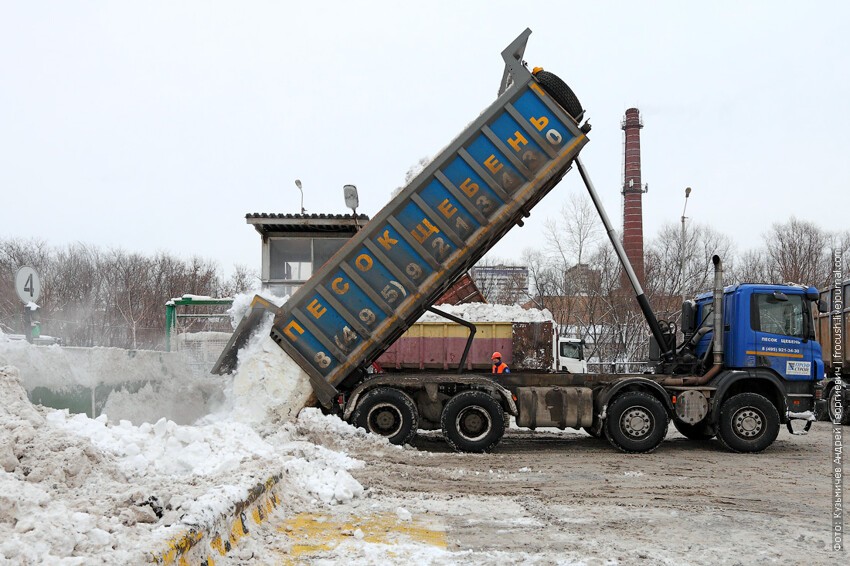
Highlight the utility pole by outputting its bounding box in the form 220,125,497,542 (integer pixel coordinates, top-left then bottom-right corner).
681,187,692,306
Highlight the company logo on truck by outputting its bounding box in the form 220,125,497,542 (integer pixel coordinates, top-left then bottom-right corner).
786,360,812,376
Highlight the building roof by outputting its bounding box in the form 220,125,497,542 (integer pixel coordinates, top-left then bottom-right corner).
246,213,370,237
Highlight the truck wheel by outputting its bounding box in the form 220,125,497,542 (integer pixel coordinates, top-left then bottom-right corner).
717,393,780,453
534,70,584,121
673,419,716,441
826,386,850,425
441,391,505,453
604,391,669,453
352,387,418,445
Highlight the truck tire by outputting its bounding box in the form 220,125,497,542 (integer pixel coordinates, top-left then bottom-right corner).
717,393,780,453
534,70,584,121
827,386,850,425
673,419,716,441
352,387,418,446
441,391,505,453
604,391,669,453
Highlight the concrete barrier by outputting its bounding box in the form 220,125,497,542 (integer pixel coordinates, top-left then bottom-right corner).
148,474,282,565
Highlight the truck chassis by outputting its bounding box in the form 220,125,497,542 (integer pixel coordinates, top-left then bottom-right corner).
341,366,811,454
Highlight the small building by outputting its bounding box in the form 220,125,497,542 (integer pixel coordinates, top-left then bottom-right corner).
246,213,369,297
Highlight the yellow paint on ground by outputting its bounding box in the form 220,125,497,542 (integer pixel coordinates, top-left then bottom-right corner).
209,534,225,556
278,512,446,562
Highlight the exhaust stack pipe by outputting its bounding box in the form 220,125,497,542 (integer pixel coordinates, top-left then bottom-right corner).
711,254,724,367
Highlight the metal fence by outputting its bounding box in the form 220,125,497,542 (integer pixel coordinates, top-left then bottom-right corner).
587,361,652,374
175,331,233,376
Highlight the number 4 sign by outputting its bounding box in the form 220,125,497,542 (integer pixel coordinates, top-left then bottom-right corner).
15,266,41,304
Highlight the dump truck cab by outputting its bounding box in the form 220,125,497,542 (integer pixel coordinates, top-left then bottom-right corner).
693,284,824,385
679,283,825,436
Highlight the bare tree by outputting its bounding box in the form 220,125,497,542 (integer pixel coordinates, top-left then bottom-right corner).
101,250,152,349
219,264,261,297
543,192,602,270
733,218,849,290
729,248,770,285
764,218,844,289
48,244,104,346
645,221,734,304
0,237,239,349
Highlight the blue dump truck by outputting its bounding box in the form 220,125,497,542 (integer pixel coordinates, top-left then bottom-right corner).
215,29,827,453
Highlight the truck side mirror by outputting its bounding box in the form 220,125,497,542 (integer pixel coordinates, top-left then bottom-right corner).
818,298,829,313
680,300,696,335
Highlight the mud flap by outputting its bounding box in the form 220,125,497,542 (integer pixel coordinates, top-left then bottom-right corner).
210,295,278,375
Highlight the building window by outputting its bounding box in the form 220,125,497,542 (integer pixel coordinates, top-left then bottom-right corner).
267,237,348,294
270,238,312,281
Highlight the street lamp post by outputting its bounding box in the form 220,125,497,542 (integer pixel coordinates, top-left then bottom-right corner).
295,179,306,214
681,187,692,306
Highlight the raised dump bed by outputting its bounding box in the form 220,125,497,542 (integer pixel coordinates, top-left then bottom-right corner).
265,30,590,405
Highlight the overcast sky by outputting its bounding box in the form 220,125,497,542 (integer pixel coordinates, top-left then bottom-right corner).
2,1,848,280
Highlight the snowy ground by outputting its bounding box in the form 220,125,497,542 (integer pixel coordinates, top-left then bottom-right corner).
0,302,844,564
0,361,365,564
221,420,839,566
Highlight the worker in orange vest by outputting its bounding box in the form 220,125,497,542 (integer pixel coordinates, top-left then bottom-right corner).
491,352,510,374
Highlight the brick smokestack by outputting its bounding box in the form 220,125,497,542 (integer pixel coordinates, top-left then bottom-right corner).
621,107,646,287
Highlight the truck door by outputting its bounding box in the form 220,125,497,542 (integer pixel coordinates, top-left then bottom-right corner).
746,291,816,381
557,338,586,373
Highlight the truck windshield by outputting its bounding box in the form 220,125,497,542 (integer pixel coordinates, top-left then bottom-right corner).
560,342,583,360
751,293,804,338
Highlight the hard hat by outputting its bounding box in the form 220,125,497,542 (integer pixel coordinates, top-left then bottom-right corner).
492,352,502,360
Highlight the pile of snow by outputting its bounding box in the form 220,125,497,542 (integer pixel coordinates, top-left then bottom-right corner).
0,290,407,561
416,303,555,323
0,360,372,562
294,407,406,454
